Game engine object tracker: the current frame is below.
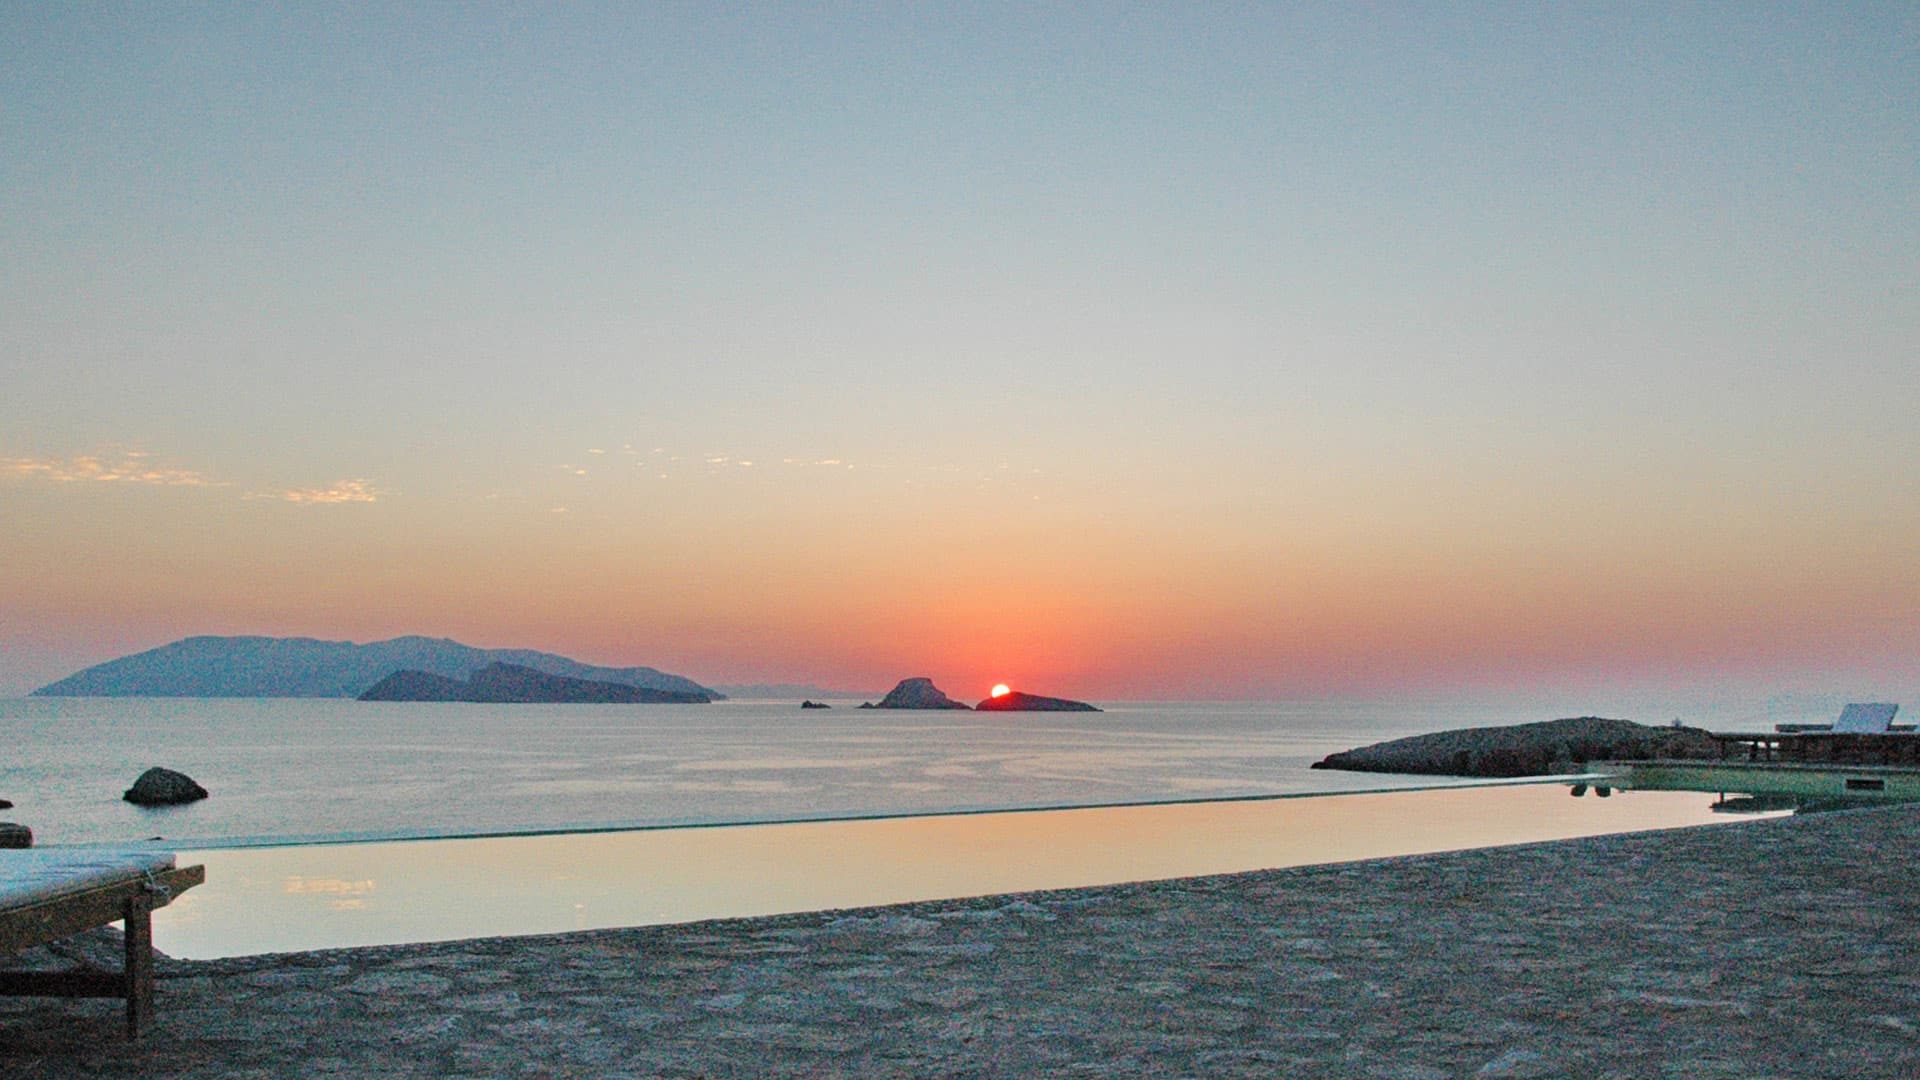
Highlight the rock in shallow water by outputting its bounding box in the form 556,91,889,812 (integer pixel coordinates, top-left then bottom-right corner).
124,766,210,806
0,822,30,848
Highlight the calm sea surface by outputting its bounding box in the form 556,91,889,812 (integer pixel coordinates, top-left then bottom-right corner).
7,696,1579,847
4,696,1795,958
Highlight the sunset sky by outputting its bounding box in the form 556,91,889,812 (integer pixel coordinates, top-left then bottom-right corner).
3,5,1916,702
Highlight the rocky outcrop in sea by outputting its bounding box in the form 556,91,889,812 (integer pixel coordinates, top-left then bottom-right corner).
974,691,1100,712
871,678,972,710
1311,716,1720,778
124,766,210,806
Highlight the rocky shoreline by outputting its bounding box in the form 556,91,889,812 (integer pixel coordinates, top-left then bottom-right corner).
1312,716,1720,777
5,804,1919,1075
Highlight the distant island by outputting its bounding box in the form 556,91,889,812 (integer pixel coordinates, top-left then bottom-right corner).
974,690,1100,712
360,663,709,704
32,635,718,701
860,677,972,710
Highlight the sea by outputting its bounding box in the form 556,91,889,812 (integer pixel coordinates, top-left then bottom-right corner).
0,695,1809,957
0,696,1567,848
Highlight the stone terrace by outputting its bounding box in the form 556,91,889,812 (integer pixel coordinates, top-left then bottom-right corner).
4,805,1919,1077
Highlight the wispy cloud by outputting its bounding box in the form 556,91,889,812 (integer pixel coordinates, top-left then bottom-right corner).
1,451,220,487
7,447,396,508
268,479,381,505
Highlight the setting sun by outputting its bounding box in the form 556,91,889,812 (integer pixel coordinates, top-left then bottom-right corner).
990,684,1010,698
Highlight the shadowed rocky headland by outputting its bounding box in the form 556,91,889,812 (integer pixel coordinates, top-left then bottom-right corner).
1312,716,1719,777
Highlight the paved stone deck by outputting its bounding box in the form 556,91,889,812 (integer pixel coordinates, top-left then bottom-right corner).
4,805,1918,1077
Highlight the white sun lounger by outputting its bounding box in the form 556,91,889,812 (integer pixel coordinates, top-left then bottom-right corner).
0,848,204,1037
1829,703,1899,734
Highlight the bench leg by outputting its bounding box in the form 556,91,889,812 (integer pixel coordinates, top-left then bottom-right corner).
122,893,153,1039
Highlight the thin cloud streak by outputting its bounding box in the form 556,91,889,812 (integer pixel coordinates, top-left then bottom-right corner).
6,451,392,507
269,480,382,505
1,452,220,488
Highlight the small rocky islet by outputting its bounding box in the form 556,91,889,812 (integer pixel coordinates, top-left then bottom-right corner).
856,678,1100,712
974,690,1100,712
860,677,974,710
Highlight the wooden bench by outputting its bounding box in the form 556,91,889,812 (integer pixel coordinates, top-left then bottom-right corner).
0,850,204,1038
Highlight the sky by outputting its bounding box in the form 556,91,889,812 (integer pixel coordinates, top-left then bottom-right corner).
2,3,1917,703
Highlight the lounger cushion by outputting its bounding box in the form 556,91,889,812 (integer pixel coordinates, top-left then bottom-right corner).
0,849,176,909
